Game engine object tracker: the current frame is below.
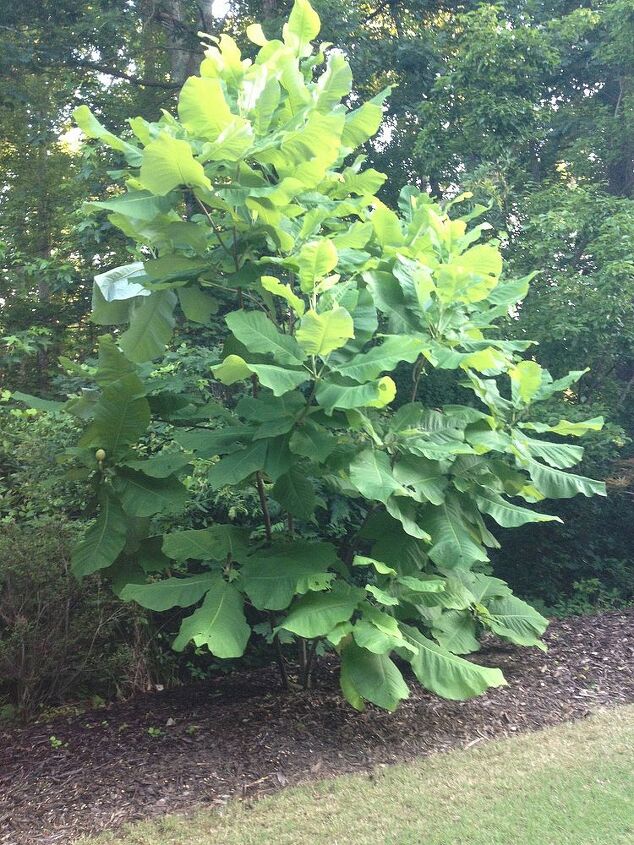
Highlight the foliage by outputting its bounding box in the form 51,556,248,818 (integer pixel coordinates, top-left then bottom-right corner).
0,395,87,523
66,1,606,712
0,522,156,721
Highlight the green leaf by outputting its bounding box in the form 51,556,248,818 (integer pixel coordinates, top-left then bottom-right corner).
296,307,354,357
72,492,128,577
177,286,218,325
162,525,251,562
281,581,363,637
79,374,150,457
353,555,397,576
524,457,607,499
340,642,409,711
484,595,548,650
474,490,561,528
402,625,507,699
74,105,142,165
424,495,489,568
365,584,399,606
114,469,188,516
283,0,321,55
123,452,191,478
330,336,423,382
140,133,211,195
341,99,385,150
94,262,148,303
385,496,430,541
213,354,307,396
315,51,352,110
519,417,604,437
271,467,316,520
432,610,481,655
225,310,305,365
296,239,338,292
260,275,305,316
352,619,401,654
120,291,177,363
89,191,174,221
397,575,446,593
289,420,337,462
515,434,583,469
509,360,543,404
177,76,233,140
316,375,396,413
173,576,251,658
349,448,405,504
241,540,337,610
392,455,447,506
207,440,268,489
121,573,216,611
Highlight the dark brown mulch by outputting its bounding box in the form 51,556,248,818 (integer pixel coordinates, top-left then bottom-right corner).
1,609,633,845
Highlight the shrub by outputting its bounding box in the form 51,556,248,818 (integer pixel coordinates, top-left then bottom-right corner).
0,522,160,720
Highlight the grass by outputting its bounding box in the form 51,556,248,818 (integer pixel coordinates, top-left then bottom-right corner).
85,705,634,845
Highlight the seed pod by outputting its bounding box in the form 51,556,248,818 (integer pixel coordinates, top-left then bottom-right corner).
95,449,106,462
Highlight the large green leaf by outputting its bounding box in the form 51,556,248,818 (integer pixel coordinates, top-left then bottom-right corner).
139,132,211,195
484,595,548,650
340,641,409,712
283,0,321,56
509,360,543,404
402,625,506,700
94,262,148,303
177,286,218,325
121,574,216,611
330,336,423,382
349,448,405,504
474,491,561,528
524,457,607,499
515,434,584,469
296,239,338,292
120,291,177,363
173,576,251,658
114,469,189,516
79,374,150,457
392,455,447,506
424,495,489,568
74,105,142,165
162,525,251,562
271,466,316,520
123,453,191,479
431,610,481,655
519,417,604,437
177,76,233,140
240,540,337,610
207,440,268,489
225,310,305,365
296,307,354,357
213,354,307,396
72,492,128,577
289,420,337,462
316,375,396,413
281,582,363,637
89,191,174,222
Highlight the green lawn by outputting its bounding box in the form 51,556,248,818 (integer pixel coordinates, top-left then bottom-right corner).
86,705,634,845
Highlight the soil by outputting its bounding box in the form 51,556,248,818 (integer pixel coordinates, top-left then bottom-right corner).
1,609,633,845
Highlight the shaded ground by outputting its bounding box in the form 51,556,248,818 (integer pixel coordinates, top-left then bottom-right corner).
1,610,633,845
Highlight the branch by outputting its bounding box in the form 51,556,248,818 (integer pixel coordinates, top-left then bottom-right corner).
63,58,180,89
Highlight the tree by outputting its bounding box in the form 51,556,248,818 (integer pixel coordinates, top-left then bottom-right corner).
66,0,606,711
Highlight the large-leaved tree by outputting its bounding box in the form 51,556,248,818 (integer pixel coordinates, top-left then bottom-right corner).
70,0,606,711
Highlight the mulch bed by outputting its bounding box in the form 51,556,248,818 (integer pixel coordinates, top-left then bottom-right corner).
1,609,633,845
